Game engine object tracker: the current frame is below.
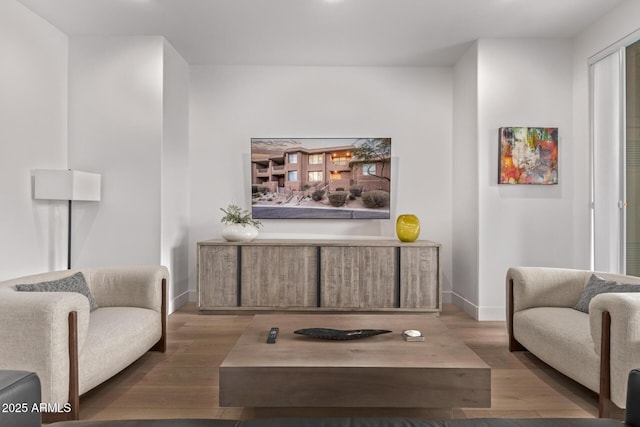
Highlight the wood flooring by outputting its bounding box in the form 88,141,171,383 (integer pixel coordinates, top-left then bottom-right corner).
74,303,602,422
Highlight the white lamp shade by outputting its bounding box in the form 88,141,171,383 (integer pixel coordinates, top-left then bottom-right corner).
34,169,101,201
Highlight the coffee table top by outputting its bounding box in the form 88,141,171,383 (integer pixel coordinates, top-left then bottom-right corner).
221,313,488,370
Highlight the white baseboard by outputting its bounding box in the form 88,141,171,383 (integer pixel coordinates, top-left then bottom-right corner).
188,289,197,302
442,290,452,304
169,290,191,314
450,292,505,321
451,292,479,319
478,305,506,321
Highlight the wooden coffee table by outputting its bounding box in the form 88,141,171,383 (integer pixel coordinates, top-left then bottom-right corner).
219,314,490,408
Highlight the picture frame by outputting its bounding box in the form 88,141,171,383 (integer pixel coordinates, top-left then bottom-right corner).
499,127,558,185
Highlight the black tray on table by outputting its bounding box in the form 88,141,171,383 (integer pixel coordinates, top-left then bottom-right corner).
293,328,391,340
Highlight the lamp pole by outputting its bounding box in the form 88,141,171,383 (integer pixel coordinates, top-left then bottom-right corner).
33,169,101,271
68,199,72,270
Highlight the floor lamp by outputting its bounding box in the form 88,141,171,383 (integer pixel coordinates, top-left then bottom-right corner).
34,169,102,269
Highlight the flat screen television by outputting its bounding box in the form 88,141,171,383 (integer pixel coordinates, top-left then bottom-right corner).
250,138,391,219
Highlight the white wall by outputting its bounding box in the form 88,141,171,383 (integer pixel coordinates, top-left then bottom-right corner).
451,39,575,320
572,0,640,270
189,66,453,301
68,36,164,268
452,43,480,314
161,40,190,312
68,36,190,312
0,0,68,280
475,39,574,320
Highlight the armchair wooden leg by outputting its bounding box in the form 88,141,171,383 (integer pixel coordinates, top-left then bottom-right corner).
151,278,167,353
598,311,625,420
508,279,526,352
67,311,80,420
599,311,611,418
42,311,80,423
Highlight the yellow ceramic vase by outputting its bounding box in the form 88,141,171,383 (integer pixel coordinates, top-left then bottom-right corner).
396,214,421,242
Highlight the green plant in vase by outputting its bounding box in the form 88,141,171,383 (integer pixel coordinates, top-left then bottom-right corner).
220,204,261,242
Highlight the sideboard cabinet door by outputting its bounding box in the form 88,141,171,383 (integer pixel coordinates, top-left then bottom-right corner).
400,246,440,309
198,245,238,309
320,246,396,308
319,246,359,308
241,246,317,308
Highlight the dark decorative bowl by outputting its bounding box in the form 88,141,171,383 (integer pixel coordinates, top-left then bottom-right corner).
294,328,392,340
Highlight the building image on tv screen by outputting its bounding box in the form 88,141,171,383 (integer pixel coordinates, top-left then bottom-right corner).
251,138,391,219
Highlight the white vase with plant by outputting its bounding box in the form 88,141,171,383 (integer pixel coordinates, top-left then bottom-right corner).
220,204,262,242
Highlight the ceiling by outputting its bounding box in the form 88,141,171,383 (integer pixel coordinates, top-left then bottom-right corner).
18,0,625,66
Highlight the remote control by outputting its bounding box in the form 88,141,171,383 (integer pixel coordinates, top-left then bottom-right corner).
267,327,279,344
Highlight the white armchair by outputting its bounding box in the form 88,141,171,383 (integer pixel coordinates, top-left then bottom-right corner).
507,267,640,418
0,265,168,422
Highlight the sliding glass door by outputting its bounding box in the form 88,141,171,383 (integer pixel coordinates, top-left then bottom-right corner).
591,38,640,275
592,49,624,273
626,40,640,275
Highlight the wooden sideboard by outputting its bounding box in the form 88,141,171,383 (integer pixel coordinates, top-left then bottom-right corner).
197,239,441,313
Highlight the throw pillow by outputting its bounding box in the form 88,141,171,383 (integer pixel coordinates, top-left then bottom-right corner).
574,274,640,313
15,272,98,311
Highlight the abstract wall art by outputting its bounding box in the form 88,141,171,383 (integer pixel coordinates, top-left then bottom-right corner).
499,127,558,185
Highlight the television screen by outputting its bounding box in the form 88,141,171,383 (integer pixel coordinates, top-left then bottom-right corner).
251,138,391,219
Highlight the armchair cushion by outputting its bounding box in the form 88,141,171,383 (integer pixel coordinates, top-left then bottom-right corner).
15,272,98,311
575,274,640,313
514,307,599,393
